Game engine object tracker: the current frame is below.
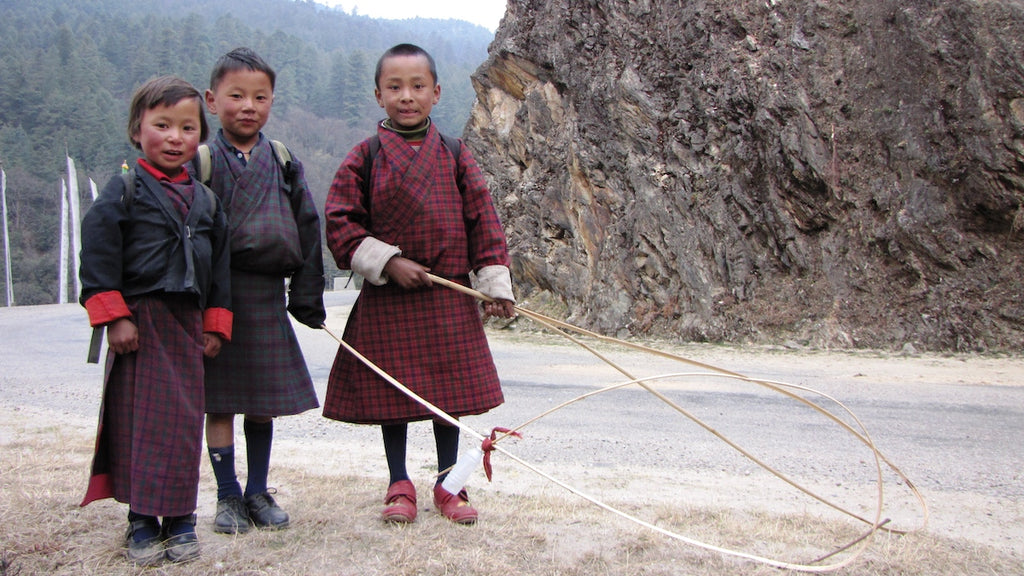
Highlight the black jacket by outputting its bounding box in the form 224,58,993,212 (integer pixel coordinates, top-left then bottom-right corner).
79,163,231,310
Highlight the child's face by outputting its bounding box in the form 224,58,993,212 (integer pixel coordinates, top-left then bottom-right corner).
205,69,274,150
375,54,440,130
133,98,203,177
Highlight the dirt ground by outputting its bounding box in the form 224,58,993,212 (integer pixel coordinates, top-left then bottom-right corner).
1,291,1023,573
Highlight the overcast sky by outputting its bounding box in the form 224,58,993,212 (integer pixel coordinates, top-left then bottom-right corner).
314,0,507,32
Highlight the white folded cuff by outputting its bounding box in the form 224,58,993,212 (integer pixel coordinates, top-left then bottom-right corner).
352,237,401,286
473,265,515,303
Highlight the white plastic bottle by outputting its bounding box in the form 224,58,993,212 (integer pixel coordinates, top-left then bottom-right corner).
440,446,484,495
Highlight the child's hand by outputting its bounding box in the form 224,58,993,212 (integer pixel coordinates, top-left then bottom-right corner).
384,256,432,290
107,318,140,355
482,299,516,320
202,333,224,358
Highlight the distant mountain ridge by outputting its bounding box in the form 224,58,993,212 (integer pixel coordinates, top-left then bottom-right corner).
0,0,495,304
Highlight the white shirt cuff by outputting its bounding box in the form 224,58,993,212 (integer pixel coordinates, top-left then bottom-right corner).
473,265,515,303
352,237,401,286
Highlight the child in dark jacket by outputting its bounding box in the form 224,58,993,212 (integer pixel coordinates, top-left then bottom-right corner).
79,75,232,565
196,47,326,535
324,43,515,526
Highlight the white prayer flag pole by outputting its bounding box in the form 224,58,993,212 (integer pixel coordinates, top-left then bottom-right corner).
58,178,69,304
66,155,82,299
1,167,13,307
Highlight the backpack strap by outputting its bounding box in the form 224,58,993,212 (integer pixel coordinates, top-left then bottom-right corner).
359,135,382,195
120,169,136,208
271,139,292,166
197,181,217,216
196,140,297,216
120,166,216,217
270,139,297,198
197,144,213,186
359,133,461,195
440,133,462,163
199,140,292,189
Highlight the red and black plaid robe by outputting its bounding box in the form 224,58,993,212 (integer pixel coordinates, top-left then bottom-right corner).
82,296,206,516
323,123,509,424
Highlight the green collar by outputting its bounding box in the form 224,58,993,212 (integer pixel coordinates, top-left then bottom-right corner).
381,117,431,141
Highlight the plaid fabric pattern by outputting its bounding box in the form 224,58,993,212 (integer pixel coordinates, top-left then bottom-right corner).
202,134,325,329
205,136,303,273
323,124,510,424
82,295,205,517
205,269,319,416
324,279,504,423
326,125,510,276
200,134,321,415
162,179,194,220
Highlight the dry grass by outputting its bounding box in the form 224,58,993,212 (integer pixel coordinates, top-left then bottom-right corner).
1,421,1018,576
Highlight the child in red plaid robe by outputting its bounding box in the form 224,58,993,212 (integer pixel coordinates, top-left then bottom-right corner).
79,75,232,565
324,43,515,525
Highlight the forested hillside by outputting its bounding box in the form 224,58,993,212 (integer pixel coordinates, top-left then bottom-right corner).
0,0,494,304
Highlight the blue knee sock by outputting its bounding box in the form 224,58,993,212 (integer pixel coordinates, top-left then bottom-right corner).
161,514,196,536
208,445,242,500
243,419,273,498
433,421,460,485
382,423,409,485
127,510,160,542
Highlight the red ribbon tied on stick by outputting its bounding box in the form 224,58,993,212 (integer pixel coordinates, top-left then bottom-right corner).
481,427,522,481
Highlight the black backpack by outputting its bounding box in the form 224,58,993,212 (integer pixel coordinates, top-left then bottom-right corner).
120,167,218,217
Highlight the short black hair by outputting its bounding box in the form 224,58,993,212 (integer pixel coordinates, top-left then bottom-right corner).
209,47,276,91
127,76,208,149
374,43,438,89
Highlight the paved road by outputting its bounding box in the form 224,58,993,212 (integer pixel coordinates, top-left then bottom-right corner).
1,290,1022,552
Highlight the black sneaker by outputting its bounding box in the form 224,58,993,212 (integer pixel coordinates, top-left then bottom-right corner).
162,514,200,563
214,495,253,534
245,490,290,529
124,516,164,566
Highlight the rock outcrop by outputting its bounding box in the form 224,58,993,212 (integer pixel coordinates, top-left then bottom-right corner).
465,0,1024,351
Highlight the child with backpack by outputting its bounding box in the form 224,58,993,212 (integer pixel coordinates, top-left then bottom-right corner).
79,75,232,565
195,47,326,535
323,43,515,525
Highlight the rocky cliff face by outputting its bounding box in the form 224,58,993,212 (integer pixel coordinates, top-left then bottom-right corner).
465,0,1024,351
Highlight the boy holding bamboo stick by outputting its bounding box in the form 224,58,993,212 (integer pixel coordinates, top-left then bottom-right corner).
323,43,515,525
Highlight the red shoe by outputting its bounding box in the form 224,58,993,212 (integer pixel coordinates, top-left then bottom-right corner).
433,483,478,525
382,480,417,523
